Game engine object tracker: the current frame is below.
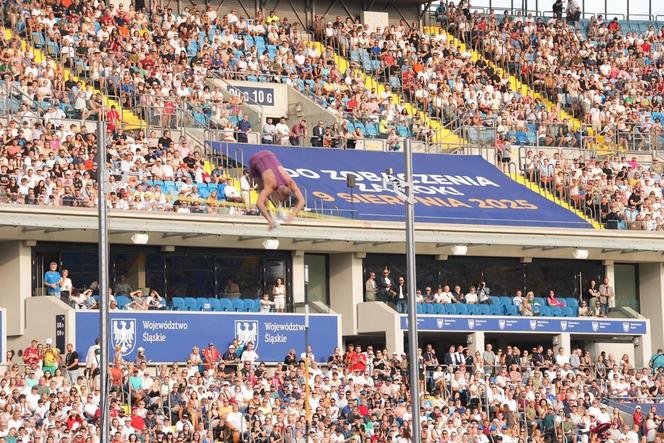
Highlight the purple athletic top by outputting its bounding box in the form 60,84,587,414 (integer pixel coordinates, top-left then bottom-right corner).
249,150,289,187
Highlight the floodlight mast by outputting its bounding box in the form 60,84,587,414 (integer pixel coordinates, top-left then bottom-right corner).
381,139,421,442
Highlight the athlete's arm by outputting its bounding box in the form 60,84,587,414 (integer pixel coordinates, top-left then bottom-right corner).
286,180,306,223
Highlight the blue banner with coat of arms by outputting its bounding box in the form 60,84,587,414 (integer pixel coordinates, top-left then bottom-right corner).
400,315,647,335
75,311,340,362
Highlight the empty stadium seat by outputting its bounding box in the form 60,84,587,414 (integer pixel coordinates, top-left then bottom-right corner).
183,297,197,311
219,298,233,312
489,304,504,315
208,299,222,312
242,299,256,312
478,304,490,315
550,306,563,317
562,307,576,317
565,298,579,309
171,297,185,310
231,298,244,312
504,305,519,316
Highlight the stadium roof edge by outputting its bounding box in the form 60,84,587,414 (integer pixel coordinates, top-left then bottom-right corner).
1,206,663,261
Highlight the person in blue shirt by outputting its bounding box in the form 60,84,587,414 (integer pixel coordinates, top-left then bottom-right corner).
650,349,664,374
236,114,252,143
43,262,62,297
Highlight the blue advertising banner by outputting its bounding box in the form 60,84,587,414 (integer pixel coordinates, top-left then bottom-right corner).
75,312,340,363
212,143,590,228
400,315,647,335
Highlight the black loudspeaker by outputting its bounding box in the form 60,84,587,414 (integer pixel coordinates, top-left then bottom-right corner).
346,174,356,188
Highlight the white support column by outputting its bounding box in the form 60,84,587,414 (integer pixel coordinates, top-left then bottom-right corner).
604,260,616,308
553,333,571,356
639,263,664,354
466,332,484,355
329,252,364,336
0,241,31,336
634,332,652,369
291,251,305,306
387,324,405,356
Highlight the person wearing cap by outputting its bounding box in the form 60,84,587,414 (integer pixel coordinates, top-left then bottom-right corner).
44,262,62,297
202,343,220,371
42,338,60,376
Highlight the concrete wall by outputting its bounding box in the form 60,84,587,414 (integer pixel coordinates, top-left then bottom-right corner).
0,241,32,336
357,302,403,354
285,86,338,129
639,263,664,354
7,297,75,356
329,252,364,336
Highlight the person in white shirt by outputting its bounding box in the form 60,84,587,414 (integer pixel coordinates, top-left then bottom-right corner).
512,290,524,307
240,342,259,365
437,285,456,304
555,347,570,367
275,117,291,145
465,286,479,304
225,403,247,434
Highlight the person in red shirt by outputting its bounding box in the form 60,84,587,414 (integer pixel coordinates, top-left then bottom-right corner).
203,343,220,370
350,345,367,372
105,105,121,133
608,18,621,32
343,344,356,368
633,405,643,431
23,340,41,366
66,411,84,430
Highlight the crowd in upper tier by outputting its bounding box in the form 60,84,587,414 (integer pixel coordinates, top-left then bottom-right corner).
0,0,664,230
6,0,664,149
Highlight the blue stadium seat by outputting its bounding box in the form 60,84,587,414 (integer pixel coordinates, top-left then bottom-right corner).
423,303,434,314
242,299,255,312
489,304,503,315
219,298,233,312
550,306,563,317
457,304,469,315
562,307,576,317
208,299,222,312
539,306,552,317
505,305,519,316
171,297,185,310
565,298,579,309
478,304,490,315
183,297,197,311
116,295,131,309
466,304,480,315
434,304,445,314
447,304,459,315
416,304,424,314
197,298,213,311
231,298,244,312
533,297,545,307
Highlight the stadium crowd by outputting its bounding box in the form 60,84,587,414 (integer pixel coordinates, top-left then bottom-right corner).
365,269,615,317
0,0,663,230
524,150,664,231
2,335,664,442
